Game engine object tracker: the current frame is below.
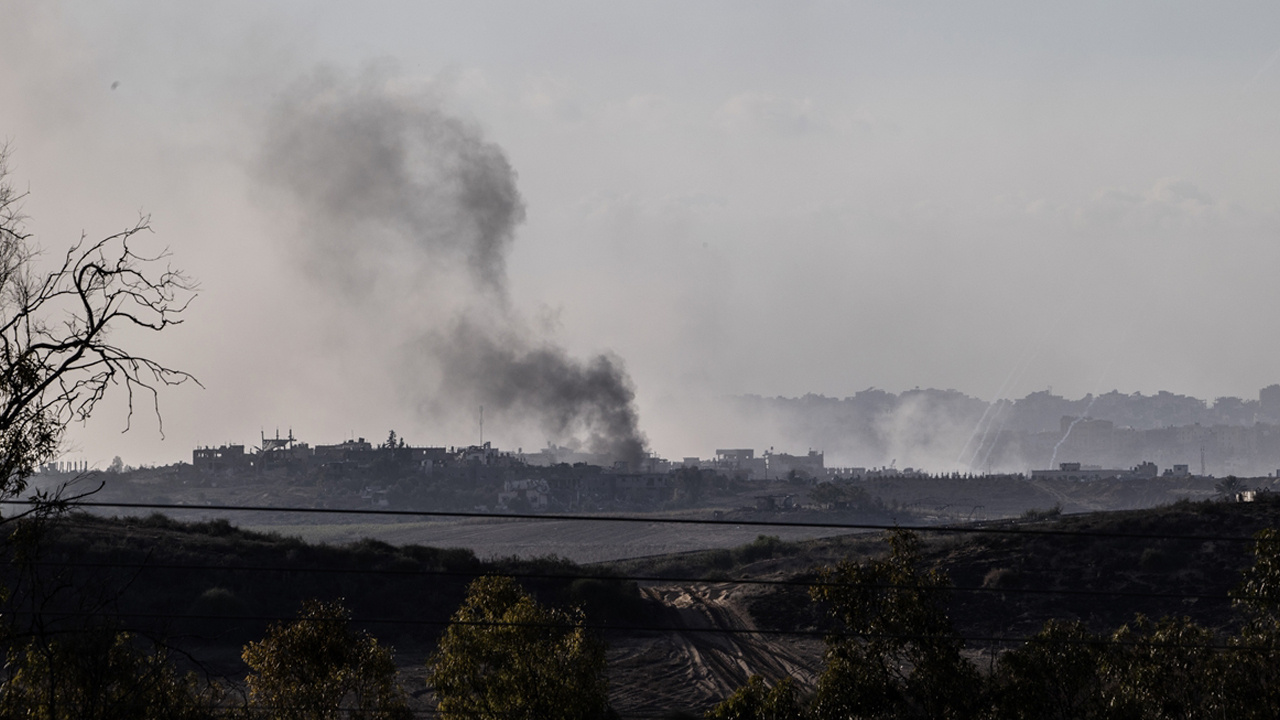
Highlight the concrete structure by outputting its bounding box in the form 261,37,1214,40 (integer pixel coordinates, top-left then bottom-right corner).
1031,461,1166,482
714,448,768,478
765,449,825,479
754,494,796,511
498,478,550,511
192,444,250,473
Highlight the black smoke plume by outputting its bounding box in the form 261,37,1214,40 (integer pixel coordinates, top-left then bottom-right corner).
432,319,646,464
259,70,521,295
257,68,648,464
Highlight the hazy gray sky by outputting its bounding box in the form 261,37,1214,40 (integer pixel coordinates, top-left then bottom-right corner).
4,1,1280,466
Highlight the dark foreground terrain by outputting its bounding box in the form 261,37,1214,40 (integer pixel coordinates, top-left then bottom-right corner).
3,495,1279,716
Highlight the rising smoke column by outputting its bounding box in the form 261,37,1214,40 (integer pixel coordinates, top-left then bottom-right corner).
258,70,521,295
256,69,648,464
433,318,645,463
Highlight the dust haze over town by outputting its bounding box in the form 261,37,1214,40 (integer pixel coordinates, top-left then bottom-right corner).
6,3,1280,482
18,8,1280,715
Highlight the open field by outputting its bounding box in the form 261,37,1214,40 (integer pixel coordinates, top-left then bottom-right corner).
37,466,1280,562
239,515,861,563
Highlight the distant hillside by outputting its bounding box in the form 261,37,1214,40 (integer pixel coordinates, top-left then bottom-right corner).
624,495,1280,646
0,512,649,675
602,495,1280,713
738,385,1280,474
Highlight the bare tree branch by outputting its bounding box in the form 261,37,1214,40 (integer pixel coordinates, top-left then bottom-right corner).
0,145,198,504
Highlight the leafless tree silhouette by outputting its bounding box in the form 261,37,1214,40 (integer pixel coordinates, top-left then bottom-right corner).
0,145,198,506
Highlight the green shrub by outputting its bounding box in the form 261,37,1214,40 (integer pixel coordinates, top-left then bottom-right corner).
735,535,789,564
1022,504,1063,521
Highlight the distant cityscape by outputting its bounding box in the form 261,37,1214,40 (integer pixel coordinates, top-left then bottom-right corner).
736,384,1280,477
38,384,1280,494
185,430,829,481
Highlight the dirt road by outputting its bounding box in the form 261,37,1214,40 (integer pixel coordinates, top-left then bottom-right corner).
608,583,823,716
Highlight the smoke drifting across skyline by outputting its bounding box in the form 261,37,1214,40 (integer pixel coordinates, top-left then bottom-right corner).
10,3,1280,469
257,69,647,464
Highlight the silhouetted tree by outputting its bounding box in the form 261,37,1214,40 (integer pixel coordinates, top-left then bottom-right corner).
1215,476,1244,498
705,675,805,720
0,145,196,504
989,619,1109,720
1224,528,1280,718
1103,615,1226,719
242,599,410,720
808,530,978,720
0,145,198,718
428,575,612,720
0,628,217,720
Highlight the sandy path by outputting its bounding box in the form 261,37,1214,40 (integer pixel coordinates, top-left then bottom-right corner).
608,583,822,716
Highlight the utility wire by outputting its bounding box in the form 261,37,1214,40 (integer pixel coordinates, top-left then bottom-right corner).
204,706,715,719
14,499,1278,543
16,558,1241,603
4,607,1265,649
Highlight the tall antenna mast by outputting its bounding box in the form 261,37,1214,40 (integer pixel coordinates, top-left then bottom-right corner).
479,405,484,446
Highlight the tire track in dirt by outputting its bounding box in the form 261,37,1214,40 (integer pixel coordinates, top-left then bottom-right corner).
608,583,822,716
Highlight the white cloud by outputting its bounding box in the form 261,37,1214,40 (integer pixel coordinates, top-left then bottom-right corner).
519,76,583,122
1068,177,1254,233
623,93,676,118
998,178,1270,237
715,92,823,136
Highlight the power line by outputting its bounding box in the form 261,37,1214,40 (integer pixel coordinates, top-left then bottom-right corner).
18,558,1241,603
174,701,683,720
206,705,714,720
4,608,1261,650
17,499,1279,543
